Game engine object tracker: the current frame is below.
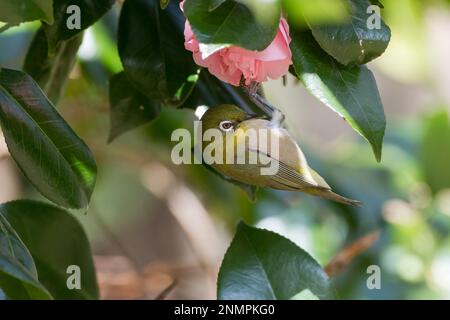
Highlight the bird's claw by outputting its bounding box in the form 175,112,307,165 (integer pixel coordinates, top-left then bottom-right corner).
270,109,285,128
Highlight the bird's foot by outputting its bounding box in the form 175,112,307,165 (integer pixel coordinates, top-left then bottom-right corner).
269,109,285,128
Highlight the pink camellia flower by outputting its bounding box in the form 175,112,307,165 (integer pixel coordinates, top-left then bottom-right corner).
181,3,292,86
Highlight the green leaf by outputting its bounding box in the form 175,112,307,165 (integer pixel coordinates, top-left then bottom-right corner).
1,200,99,299
0,212,52,300
108,72,161,142
89,23,123,74
310,0,391,66
290,31,385,162
160,0,170,9
118,0,198,106
290,289,320,300
282,0,349,27
421,111,450,193
0,0,54,26
369,0,384,8
24,27,83,104
44,0,115,50
22,0,114,102
184,0,281,51
0,68,97,209
236,0,281,25
209,0,226,11
217,222,333,300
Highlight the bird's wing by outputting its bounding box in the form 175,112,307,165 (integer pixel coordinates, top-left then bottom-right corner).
249,149,330,190
309,168,331,189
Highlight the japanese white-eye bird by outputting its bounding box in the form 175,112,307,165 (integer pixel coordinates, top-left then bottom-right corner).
200,104,362,206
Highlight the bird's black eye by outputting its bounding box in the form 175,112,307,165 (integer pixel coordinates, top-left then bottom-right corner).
219,121,234,131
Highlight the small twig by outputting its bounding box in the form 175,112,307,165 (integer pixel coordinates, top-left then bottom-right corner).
325,230,381,278
154,279,178,300
0,23,12,33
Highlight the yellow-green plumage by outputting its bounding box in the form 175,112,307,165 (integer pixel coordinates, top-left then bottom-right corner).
201,104,361,206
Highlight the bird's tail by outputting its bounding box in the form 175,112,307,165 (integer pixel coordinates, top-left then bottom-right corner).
307,188,362,207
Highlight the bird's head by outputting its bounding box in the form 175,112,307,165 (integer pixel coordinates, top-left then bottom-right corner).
200,104,255,133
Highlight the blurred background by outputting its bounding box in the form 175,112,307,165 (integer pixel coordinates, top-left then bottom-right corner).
1,0,450,299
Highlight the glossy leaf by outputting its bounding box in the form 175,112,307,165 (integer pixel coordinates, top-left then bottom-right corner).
184,0,280,51
290,31,385,162
282,0,349,27
369,0,384,8
209,0,226,11
310,0,391,66
421,111,450,193
108,72,161,142
217,222,333,300
0,0,54,26
160,0,170,9
118,0,198,106
2,200,99,299
44,0,115,50
0,211,52,300
23,0,114,102
24,27,83,104
0,68,97,209
236,0,281,25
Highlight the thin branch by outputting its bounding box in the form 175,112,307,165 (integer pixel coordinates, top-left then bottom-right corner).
154,279,178,300
0,23,12,33
325,230,381,278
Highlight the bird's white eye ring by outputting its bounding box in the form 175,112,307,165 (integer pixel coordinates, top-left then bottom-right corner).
219,121,234,131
